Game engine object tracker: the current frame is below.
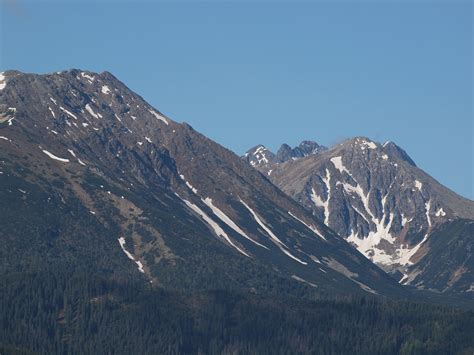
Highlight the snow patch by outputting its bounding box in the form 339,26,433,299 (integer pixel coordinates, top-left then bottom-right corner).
67,149,77,158
253,146,270,165
101,85,111,94
240,200,307,265
42,150,69,163
310,169,331,225
414,180,423,191
397,200,432,265
435,207,446,217
330,156,350,175
0,72,6,90
59,107,78,120
202,197,267,249
179,174,198,194
48,107,56,118
177,194,249,257
118,237,145,273
85,104,100,119
149,109,169,125
358,139,377,150
81,72,95,83
340,177,399,264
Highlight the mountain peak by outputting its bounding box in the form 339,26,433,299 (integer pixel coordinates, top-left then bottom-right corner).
382,141,417,166
243,140,326,170
335,137,416,166
275,140,326,162
243,145,275,168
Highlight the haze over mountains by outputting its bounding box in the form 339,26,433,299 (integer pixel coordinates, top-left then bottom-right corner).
244,138,474,294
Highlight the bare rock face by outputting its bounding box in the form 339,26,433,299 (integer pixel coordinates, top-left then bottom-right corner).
243,137,474,294
0,70,408,298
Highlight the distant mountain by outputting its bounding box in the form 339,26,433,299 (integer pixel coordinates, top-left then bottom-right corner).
243,137,474,294
0,70,407,298
243,141,326,176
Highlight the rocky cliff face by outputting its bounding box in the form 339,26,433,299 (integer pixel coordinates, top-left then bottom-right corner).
0,70,408,297
243,137,474,294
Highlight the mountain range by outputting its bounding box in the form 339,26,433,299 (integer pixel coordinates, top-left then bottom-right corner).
0,69,411,298
1,69,473,353
243,138,474,294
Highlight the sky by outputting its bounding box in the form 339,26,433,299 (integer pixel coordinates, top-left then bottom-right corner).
1,0,472,199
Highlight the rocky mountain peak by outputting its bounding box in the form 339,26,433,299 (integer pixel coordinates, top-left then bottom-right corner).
243,144,275,169
242,140,326,174
246,134,474,293
275,140,326,163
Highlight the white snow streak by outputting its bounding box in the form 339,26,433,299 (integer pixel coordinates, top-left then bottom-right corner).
397,200,432,265
66,149,87,165
48,107,56,118
0,72,6,90
149,109,169,125
118,237,145,273
67,149,77,158
178,194,249,257
59,107,78,120
287,211,326,240
202,197,268,249
330,156,350,175
341,177,398,264
85,104,101,119
179,174,198,194
42,150,69,163
240,200,307,265
310,169,331,225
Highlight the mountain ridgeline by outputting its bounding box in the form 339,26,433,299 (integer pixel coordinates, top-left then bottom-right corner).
1,69,473,354
243,138,474,294
0,69,406,297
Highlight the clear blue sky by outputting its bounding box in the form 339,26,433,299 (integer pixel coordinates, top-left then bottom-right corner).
1,1,472,199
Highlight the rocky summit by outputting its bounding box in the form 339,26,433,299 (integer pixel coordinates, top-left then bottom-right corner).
244,137,474,294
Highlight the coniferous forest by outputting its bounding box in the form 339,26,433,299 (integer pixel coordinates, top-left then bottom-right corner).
1,270,473,355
